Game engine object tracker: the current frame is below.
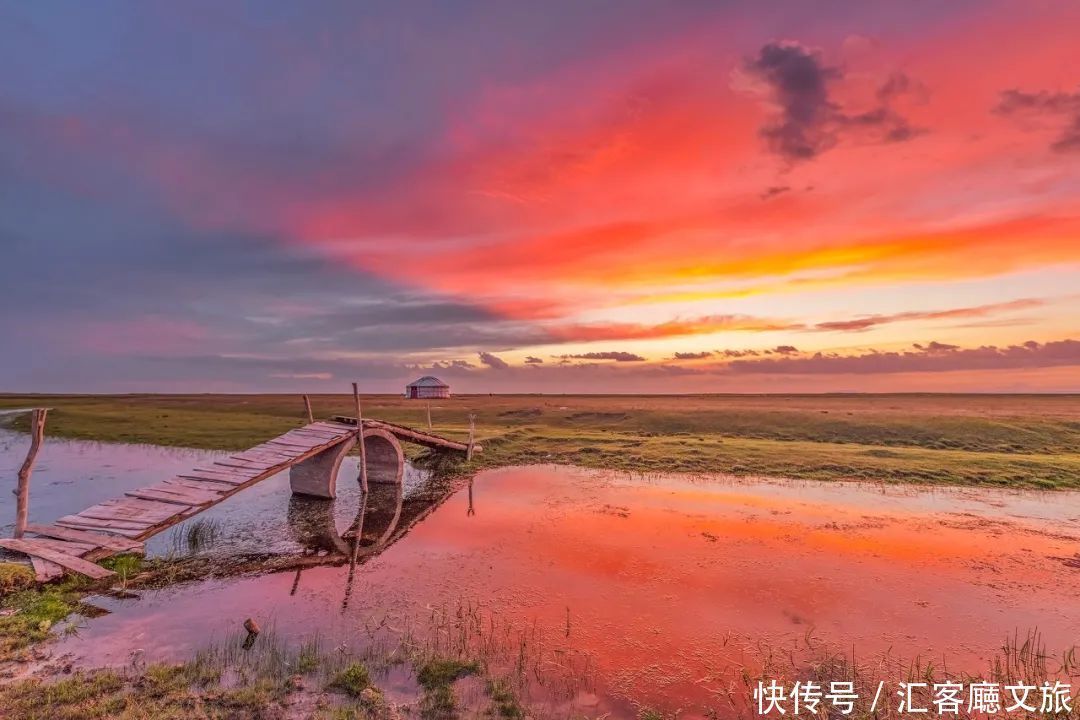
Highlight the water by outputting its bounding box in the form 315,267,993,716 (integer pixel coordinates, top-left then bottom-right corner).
3,426,1079,715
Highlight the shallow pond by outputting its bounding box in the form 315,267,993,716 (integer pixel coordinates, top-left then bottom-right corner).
6,437,1075,717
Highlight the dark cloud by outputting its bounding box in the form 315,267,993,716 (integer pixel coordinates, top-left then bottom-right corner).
719,349,761,358
812,298,1043,332
743,41,841,161
772,345,799,355
759,185,791,200
432,359,475,370
995,86,1080,153
524,356,544,364
876,71,929,108
727,339,1079,375
743,41,923,162
672,351,714,360
478,351,510,370
557,351,646,362
912,341,959,352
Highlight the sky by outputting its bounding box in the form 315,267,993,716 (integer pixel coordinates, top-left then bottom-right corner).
1,1,1078,393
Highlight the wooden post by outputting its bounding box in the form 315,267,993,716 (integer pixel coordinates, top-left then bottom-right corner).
14,408,47,539
426,402,432,431
302,394,314,424
466,413,476,462
353,383,368,493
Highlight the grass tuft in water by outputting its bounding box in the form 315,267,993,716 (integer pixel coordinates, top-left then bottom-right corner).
487,677,525,719
328,662,371,696
415,656,482,689
99,554,143,587
168,517,224,556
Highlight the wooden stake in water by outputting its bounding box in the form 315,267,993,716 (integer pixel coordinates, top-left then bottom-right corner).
353,382,368,493
302,394,314,424
14,408,47,539
466,413,476,462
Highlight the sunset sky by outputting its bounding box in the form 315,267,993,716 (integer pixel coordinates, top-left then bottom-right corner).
2,1,1078,393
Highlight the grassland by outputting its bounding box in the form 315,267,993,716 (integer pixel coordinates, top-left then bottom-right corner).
1,393,1078,488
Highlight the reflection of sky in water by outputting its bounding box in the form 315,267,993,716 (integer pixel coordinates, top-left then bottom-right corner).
41,463,1080,718
0,427,426,557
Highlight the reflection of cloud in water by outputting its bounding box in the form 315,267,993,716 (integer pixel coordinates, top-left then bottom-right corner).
41,465,1080,717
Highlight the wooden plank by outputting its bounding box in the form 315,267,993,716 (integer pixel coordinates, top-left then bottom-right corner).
78,500,187,525
28,537,97,556
229,454,287,467
186,468,257,483
31,556,63,582
125,487,219,506
0,539,115,580
299,423,344,434
191,464,253,475
180,471,250,485
237,447,298,461
141,480,225,497
210,459,272,471
277,435,333,447
274,434,326,447
309,422,354,434
292,430,341,442
213,460,276,473
240,443,299,456
287,428,340,440
223,454,281,466
266,433,324,444
290,424,338,434
58,514,155,532
162,477,238,494
333,416,472,452
262,437,320,449
260,443,314,454
54,520,145,539
24,523,143,553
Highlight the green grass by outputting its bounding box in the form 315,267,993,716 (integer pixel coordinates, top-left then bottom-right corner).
2,393,1078,487
414,656,483,720
0,576,90,661
328,662,372,697
0,662,288,719
415,656,483,689
0,562,35,594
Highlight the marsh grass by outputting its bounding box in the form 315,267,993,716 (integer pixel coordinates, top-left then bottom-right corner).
0,627,396,720
3,393,1077,488
167,517,224,557
712,628,1080,720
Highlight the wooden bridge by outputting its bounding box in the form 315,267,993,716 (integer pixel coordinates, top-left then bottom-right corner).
1,418,478,583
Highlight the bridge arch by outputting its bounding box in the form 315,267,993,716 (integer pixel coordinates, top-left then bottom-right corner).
289,427,404,499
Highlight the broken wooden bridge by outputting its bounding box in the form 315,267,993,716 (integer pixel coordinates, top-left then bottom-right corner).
1,418,480,582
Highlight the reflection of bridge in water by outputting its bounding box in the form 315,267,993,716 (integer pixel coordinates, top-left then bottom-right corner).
1,419,478,582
